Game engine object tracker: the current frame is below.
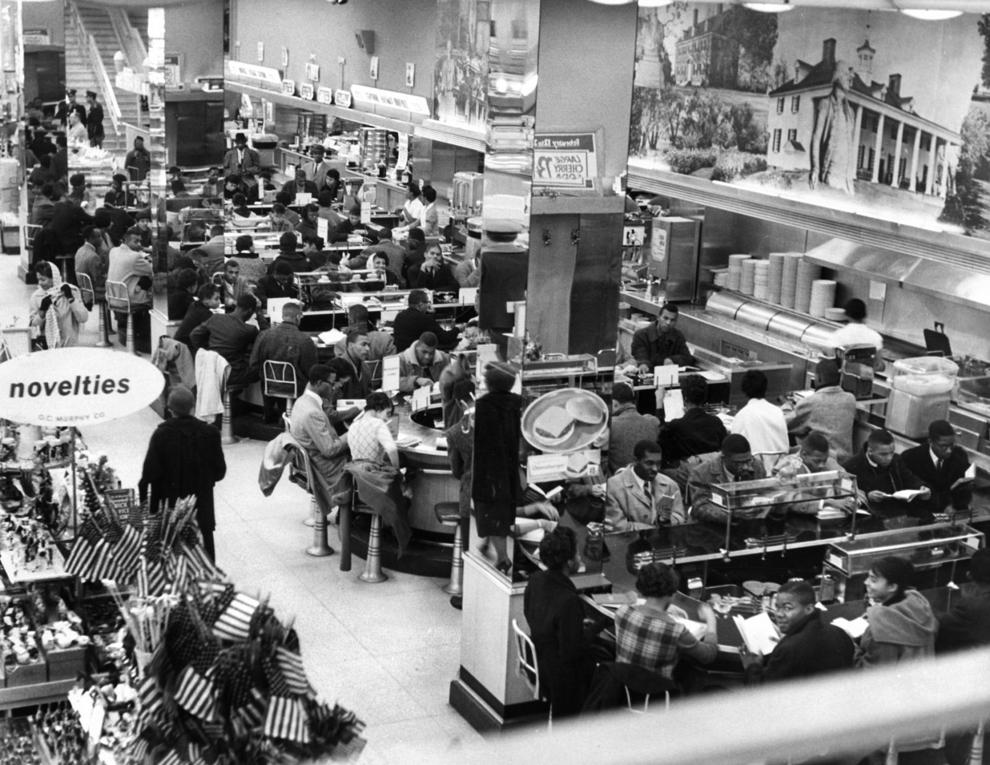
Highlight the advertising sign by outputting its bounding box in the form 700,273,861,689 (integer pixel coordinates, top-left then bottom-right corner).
0,349,164,427
533,133,598,188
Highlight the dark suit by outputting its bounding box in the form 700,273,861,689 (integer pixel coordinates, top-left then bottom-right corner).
138,415,226,560
289,390,350,500
222,146,261,175
523,569,593,717
391,307,457,352
842,451,932,521
901,443,972,511
748,611,854,683
631,324,694,367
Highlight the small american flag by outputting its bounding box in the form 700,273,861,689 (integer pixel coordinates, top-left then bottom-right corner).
174,664,217,721
275,645,313,697
112,524,142,581
212,592,260,642
263,695,311,743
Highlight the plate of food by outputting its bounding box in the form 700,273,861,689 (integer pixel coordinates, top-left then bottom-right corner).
521,388,609,454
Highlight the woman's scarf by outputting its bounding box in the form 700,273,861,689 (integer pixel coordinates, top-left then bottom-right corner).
42,262,63,349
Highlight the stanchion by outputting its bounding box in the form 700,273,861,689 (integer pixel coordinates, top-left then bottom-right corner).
306,498,333,557
221,388,238,445
358,512,387,583
95,302,111,348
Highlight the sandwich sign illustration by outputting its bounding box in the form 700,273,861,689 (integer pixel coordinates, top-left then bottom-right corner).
0,348,165,427
521,388,609,454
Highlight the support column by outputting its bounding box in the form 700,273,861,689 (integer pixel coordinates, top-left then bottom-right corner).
926,137,938,196
909,129,922,193
890,120,904,188
853,104,864,171
871,113,885,183
939,141,951,199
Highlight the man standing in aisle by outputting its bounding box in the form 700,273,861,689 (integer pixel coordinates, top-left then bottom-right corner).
85,91,105,149
901,420,974,514
632,303,695,372
289,364,351,506
139,386,226,561
223,133,261,176
249,301,318,424
124,136,152,181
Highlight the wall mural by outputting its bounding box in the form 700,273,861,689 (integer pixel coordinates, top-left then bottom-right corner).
434,0,491,133
630,3,990,242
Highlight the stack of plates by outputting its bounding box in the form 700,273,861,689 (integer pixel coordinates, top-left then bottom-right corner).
809,279,837,318
780,252,801,309
753,259,769,301
713,271,729,288
795,259,821,314
767,252,785,305
740,258,757,295
727,254,749,292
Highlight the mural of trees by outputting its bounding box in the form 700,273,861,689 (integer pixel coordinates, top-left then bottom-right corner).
940,105,990,234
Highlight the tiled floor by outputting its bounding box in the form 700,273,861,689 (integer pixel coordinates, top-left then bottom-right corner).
0,253,485,763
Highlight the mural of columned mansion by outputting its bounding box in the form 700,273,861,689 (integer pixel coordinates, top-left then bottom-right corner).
767,37,961,198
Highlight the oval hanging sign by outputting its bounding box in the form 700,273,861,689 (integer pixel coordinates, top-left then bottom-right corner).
0,348,164,427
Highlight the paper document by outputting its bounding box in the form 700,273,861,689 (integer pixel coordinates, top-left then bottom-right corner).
732,611,781,655
662,389,685,420
381,355,401,392
884,489,925,502
654,364,679,387
591,592,639,608
670,615,708,641
830,616,869,639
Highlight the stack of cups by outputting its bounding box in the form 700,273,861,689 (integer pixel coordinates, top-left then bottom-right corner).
767,252,786,305
795,259,821,314
809,279,837,318
713,271,729,288
780,252,802,309
753,259,770,301
741,258,757,295
727,254,749,291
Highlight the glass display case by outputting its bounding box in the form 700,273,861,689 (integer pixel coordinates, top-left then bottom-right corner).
821,523,984,603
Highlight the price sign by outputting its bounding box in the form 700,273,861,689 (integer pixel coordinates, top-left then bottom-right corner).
317,86,333,105
533,132,597,188
334,89,352,108
281,79,295,96
299,82,314,100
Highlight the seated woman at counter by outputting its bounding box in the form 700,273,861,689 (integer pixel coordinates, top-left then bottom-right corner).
614,562,718,684
523,526,598,718
370,252,403,287
331,206,379,244
407,244,458,291
268,202,297,233
229,193,256,219
397,182,424,227
687,434,767,523
730,369,789,472
842,429,932,523
347,392,400,470
295,204,321,241
605,440,686,531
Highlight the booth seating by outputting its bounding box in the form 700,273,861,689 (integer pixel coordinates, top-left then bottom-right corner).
433,501,463,596
511,618,551,730
105,279,142,354
76,273,112,348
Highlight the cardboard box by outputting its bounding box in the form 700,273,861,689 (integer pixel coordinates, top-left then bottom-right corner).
4,658,47,688
44,644,87,682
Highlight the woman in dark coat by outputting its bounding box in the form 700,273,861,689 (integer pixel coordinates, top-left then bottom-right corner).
471,361,522,574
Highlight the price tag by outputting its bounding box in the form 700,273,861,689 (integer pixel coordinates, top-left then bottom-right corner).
317,87,333,105
654,364,678,387
458,287,478,305
411,386,431,412
299,82,314,100
317,217,328,242
334,89,352,108
360,201,372,224
662,389,684,420
281,79,295,96
294,192,312,206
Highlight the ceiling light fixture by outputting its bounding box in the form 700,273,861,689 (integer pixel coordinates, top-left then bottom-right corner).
899,8,963,18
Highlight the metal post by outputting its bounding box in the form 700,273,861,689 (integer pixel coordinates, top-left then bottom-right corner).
358,512,387,583
306,497,333,557
95,302,111,347
339,495,352,572
124,312,135,355
443,522,464,595
221,388,237,445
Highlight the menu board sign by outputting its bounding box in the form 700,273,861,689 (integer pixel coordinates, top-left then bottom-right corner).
334,89,352,108
281,79,295,96
533,132,597,189
299,83,315,101
317,87,334,105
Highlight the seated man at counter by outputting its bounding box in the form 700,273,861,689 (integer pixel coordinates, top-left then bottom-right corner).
786,358,856,463
175,284,221,348
282,168,318,202
270,232,314,275
107,226,153,351
687,434,767,523
337,330,374,401
901,419,974,514
614,562,718,683
631,302,695,373
255,262,300,328
842,429,932,522
454,248,480,288
730,370,789,471
608,382,660,474
408,244,459,291
295,205,321,241
289,363,350,504
330,205,379,244
605,440,686,531
217,259,254,312
392,289,459,352
772,431,856,516
350,228,405,274
398,332,450,393
189,294,259,388
658,374,727,489
829,298,885,371
333,304,396,362
522,526,598,718
249,301,318,424
268,202,298,233
739,580,854,684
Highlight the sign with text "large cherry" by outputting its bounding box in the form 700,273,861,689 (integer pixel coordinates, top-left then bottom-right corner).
0,348,164,427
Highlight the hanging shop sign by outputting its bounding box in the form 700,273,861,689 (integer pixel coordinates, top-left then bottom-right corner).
299,83,315,101
334,89,352,108
281,79,295,96
317,87,333,105
224,60,282,92
23,29,51,47
0,348,164,427
533,132,598,189
350,85,430,119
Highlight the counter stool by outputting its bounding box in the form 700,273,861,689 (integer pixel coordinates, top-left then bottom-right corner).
283,413,317,529
76,274,111,348
511,619,551,731
262,360,298,417
284,438,334,558
434,502,463,596
612,662,674,713
105,280,137,354
220,369,244,446
353,490,387,584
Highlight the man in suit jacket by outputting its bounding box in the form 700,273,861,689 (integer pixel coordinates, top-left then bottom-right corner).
901,419,973,512
605,440,685,531
138,387,226,561
289,364,351,500
222,133,261,176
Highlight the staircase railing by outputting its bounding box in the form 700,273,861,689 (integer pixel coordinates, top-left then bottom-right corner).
107,7,148,76
66,0,121,137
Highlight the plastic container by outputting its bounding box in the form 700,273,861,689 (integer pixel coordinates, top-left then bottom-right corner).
889,356,959,381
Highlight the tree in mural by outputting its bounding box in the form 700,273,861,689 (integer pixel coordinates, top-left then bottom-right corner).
940,106,990,234
979,14,990,88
